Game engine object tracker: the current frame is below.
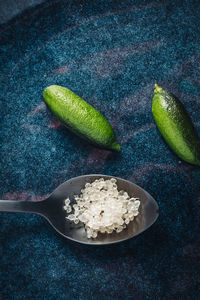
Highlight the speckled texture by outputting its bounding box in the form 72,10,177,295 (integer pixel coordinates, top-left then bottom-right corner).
0,0,200,299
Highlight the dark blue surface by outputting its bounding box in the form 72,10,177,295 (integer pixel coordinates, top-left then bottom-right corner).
0,0,200,299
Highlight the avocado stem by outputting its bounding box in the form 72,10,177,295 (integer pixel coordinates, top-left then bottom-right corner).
112,142,121,152
154,84,162,93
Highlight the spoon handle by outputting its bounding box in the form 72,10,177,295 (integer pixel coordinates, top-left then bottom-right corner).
0,200,44,214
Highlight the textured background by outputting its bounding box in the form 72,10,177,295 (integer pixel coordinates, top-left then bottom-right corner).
0,0,200,299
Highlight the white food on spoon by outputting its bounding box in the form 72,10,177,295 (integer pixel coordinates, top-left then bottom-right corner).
63,178,140,239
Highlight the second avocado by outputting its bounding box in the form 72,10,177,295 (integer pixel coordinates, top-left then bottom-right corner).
152,84,200,166
43,85,120,151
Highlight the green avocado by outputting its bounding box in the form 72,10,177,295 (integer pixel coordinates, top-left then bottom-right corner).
43,85,120,151
152,84,200,166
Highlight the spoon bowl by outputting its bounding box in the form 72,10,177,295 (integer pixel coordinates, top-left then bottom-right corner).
0,174,159,245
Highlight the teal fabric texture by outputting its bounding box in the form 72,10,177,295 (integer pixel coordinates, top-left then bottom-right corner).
0,0,200,299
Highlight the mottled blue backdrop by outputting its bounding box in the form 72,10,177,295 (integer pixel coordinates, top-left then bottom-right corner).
0,0,200,299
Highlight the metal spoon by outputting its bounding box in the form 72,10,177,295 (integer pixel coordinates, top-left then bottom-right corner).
0,174,159,245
